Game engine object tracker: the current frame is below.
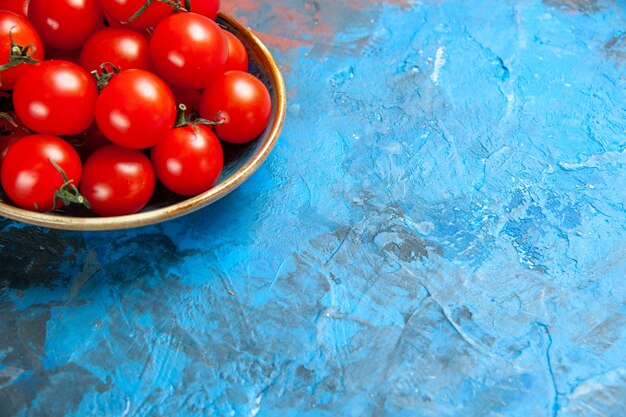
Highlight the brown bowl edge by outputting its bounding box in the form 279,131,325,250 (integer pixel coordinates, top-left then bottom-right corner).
0,12,287,231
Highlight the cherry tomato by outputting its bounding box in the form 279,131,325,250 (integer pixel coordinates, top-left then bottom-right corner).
1,134,83,211
79,144,155,216
28,0,104,51
222,29,248,72
0,111,30,171
198,70,271,144
151,123,223,196
95,69,176,149
150,12,227,90
79,27,153,75
13,60,98,135
99,0,174,32
181,0,220,20
0,10,44,90
0,0,29,17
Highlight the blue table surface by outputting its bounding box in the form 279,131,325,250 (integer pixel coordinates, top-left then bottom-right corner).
2,0,626,416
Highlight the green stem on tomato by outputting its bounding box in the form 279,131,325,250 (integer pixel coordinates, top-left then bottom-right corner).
173,107,225,135
0,27,39,75
174,104,188,127
124,0,186,24
123,0,155,24
90,62,121,92
0,112,17,128
195,111,226,127
49,159,92,210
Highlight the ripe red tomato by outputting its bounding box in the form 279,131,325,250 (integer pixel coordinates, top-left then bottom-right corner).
79,27,153,75
150,12,227,89
79,144,155,216
0,10,44,90
99,0,174,32
1,134,84,211
222,29,248,72
182,0,220,20
198,70,271,144
12,60,98,135
151,123,223,196
95,69,176,149
0,0,29,17
28,0,104,51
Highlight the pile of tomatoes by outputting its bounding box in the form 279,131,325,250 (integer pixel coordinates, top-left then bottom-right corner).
0,0,272,216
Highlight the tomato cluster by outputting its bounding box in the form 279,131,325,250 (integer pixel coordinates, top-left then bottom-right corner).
0,0,272,216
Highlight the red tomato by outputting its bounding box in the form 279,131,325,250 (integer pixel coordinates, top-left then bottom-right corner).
222,29,248,72
0,10,44,90
95,69,176,149
0,0,29,17
198,70,271,144
28,0,104,51
12,60,98,135
80,144,155,216
150,12,227,89
181,0,220,20
99,0,174,32
151,123,223,196
79,27,153,75
0,111,30,171
1,134,84,211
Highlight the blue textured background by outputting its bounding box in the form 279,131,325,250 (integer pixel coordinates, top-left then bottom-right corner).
2,0,626,416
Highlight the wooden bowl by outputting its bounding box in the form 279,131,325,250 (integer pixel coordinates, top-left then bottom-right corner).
0,13,286,231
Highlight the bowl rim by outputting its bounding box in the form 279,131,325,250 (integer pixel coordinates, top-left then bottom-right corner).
0,12,287,231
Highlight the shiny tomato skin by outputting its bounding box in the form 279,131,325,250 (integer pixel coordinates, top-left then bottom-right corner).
1,134,82,211
151,124,223,196
95,69,176,149
0,10,44,90
222,29,248,72
197,70,271,144
12,60,98,135
28,0,104,51
79,27,153,74
80,144,155,216
149,12,227,90
0,0,29,17
99,0,174,32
